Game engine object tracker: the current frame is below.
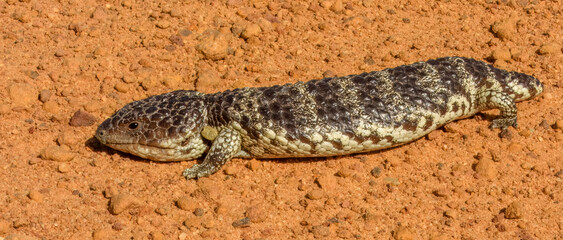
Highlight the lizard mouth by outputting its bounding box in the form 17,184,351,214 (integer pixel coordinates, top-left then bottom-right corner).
102,142,189,162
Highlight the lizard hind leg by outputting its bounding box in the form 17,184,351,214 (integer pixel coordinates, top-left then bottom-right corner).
183,128,242,179
479,90,518,129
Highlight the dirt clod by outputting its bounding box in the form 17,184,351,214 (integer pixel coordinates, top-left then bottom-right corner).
538,43,561,55
505,201,524,219
232,217,251,228
195,29,230,60
8,83,37,108
245,205,266,223
40,146,75,162
491,18,516,40
108,194,141,215
393,226,414,240
306,189,325,200
69,110,97,127
474,158,497,179
4,234,39,240
28,189,44,202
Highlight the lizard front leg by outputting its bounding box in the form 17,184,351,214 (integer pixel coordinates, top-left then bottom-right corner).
183,128,242,179
479,90,518,129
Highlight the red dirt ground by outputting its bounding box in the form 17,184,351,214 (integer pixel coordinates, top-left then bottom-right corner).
0,0,561,239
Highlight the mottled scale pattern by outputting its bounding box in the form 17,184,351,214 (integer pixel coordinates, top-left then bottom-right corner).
95,57,543,179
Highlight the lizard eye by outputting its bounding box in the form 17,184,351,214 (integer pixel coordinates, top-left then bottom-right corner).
128,122,139,129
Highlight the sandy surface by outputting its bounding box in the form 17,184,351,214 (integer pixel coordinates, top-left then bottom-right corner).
0,0,562,239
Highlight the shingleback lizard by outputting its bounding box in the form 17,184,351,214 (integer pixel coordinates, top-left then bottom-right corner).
95,57,543,179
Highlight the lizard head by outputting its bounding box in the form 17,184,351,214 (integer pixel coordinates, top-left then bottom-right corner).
95,90,209,161
505,71,543,102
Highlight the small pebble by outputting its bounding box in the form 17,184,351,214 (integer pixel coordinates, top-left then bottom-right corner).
28,189,45,202
195,29,229,60
322,70,336,78
538,42,561,55
121,0,133,8
554,119,563,130
193,208,205,216
179,29,192,36
112,221,126,231
491,49,512,62
92,229,112,240
168,35,184,46
0,104,11,114
43,101,60,114
39,89,51,103
58,163,71,173
114,82,129,93
241,24,261,40
539,120,550,130
306,189,325,200
91,6,108,20
83,101,101,113
164,44,176,52
57,131,82,147
176,196,196,211
155,20,170,29
183,217,201,229
311,225,331,237
196,69,221,90
140,76,158,90
245,205,266,223
24,70,39,79
520,162,533,170
155,205,169,215
330,0,343,13
223,166,238,176
4,234,38,240
444,209,456,219
473,158,497,179
491,18,516,40
103,186,119,199
149,231,165,240
429,234,448,240
12,11,31,23
370,167,382,177
518,129,532,137
54,49,68,57
505,201,524,219
426,130,441,140
336,168,353,178
383,177,400,186
161,75,183,89
69,110,97,127
444,123,461,133
232,217,251,228
93,47,109,56
432,188,449,197
315,175,337,191
40,146,75,162
201,219,215,229
108,194,141,215
0,219,10,234
138,58,152,68
246,159,261,171
393,226,414,240
8,83,37,108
